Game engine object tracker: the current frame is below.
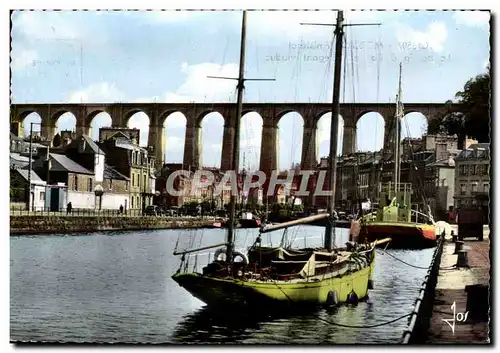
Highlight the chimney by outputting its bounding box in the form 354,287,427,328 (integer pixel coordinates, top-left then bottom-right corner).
37,145,48,161
435,142,448,161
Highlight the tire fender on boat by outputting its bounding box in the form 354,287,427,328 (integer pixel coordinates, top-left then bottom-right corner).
347,290,359,305
368,279,374,290
325,290,339,307
213,248,249,266
214,248,226,261
232,251,249,266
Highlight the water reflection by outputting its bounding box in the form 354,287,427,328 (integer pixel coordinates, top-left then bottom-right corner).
11,228,434,344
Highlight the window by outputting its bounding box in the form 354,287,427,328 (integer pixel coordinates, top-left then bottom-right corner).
143,175,147,190
109,179,113,191
460,184,466,195
74,175,78,191
125,181,129,191
471,183,478,193
88,179,93,192
40,191,45,202
131,196,134,208
483,183,489,193
132,173,135,187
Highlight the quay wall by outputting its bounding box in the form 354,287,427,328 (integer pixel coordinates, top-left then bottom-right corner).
401,233,446,344
10,215,216,235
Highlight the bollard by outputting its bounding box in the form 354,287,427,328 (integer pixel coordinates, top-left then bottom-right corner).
456,250,469,268
465,284,489,321
454,241,464,254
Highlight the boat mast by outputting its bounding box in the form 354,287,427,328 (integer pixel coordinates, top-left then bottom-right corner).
209,11,274,263
394,63,403,196
226,10,247,262
324,10,345,251
301,11,380,251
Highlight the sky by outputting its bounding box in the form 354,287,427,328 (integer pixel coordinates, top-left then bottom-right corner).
11,10,490,170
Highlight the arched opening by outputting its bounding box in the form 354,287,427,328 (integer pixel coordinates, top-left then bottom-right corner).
401,112,428,140
317,113,344,161
240,112,263,172
90,112,112,142
127,112,150,147
55,112,77,134
278,112,303,171
201,112,224,168
356,112,385,152
21,112,42,138
163,112,187,164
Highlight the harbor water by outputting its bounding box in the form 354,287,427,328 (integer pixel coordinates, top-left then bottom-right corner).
10,226,434,344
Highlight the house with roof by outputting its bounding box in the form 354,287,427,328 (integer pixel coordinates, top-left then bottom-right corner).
454,143,490,210
100,165,131,210
65,135,106,183
10,168,47,211
32,148,95,210
98,130,156,210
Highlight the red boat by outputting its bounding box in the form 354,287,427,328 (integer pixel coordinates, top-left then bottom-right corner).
238,212,261,228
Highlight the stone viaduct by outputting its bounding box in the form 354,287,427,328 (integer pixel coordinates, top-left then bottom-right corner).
10,102,457,173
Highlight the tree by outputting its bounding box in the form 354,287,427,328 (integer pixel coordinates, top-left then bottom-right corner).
429,68,490,146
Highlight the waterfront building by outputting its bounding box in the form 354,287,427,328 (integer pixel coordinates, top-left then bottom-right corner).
10,168,46,211
312,134,461,214
453,143,490,210
98,130,156,211
154,164,231,209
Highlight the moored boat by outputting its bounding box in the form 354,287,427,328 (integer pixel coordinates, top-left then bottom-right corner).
359,65,436,249
238,211,261,228
172,227,389,309
172,10,387,311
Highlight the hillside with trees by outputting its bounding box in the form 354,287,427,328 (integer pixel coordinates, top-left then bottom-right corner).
428,67,490,148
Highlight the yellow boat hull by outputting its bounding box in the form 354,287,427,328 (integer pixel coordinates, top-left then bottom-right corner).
172,252,375,309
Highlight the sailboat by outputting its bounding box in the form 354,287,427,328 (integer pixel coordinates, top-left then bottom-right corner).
358,64,437,249
172,10,389,310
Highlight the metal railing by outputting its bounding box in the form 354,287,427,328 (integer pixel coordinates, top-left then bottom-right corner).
401,231,446,344
9,206,217,218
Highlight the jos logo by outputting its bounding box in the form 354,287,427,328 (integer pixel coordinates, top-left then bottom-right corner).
442,302,469,335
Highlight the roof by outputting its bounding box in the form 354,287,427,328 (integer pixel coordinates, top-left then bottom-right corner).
67,135,105,155
456,143,490,161
81,135,105,154
104,165,130,181
10,133,24,142
426,158,455,168
15,169,46,184
49,154,94,175
114,138,146,151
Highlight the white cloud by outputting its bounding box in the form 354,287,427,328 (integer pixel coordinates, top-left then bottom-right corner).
174,62,239,102
317,114,344,143
134,62,239,104
13,11,82,41
453,11,490,29
164,112,187,128
127,112,150,146
148,10,198,23
483,58,490,70
10,48,38,71
68,82,126,103
240,112,263,150
248,10,382,40
397,21,448,52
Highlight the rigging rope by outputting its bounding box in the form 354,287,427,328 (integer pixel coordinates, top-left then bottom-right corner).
377,248,457,270
375,28,381,152
315,313,412,329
